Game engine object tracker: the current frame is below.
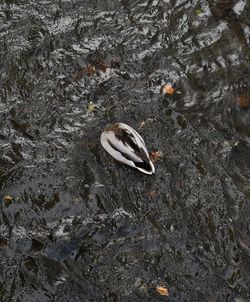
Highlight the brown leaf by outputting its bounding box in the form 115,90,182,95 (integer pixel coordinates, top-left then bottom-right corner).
85,65,96,76
149,150,163,162
96,62,109,72
147,190,157,199
73,65,97,80
239,95,250,108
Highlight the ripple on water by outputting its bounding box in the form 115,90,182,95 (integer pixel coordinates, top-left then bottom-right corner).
0,0,250,301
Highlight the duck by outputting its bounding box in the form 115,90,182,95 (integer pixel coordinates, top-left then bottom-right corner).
100,123,155,175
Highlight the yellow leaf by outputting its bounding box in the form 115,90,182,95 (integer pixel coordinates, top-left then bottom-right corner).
3,195,13,203
86,102,97,113
139,121,145,128
195,8,203,16
156,286,169,296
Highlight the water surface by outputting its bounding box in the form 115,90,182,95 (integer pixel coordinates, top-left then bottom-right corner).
0,0,250,301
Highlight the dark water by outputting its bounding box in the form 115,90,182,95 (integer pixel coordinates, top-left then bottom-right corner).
0,0,250,301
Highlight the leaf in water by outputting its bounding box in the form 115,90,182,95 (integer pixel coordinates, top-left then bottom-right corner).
96,62,109,72
139,120,145,128
147,190,157,199
86,65,96,76
86,102,97,113
161,84,175,95
73,65,96,80
3,195,13,203
195,7,203,16
239,95,250,109
156,286,169,296
149,150,163,162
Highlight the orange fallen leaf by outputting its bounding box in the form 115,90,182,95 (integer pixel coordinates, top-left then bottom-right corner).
156,286,169,296
3,195,13,203
161,84,175,95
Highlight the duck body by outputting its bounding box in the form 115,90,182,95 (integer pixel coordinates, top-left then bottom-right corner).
100,123,155,175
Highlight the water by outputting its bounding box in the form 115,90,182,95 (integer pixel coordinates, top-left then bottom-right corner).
0,0,250,301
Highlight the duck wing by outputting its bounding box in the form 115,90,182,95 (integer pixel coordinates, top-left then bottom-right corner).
107,131,144,163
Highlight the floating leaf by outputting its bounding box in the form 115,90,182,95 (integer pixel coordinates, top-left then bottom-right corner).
156,286,169,296
86,102,97,113
86,65,96,76
239,95,250,108
3,195,13,203
149,150,163,162
147,190,157,199
161,84,175,95
96,62,109,72
139,121,146,128
195,7,203,16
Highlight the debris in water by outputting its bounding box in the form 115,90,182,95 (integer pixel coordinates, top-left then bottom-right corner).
195,157,206,175
239,95,250,109
0,238,7,249
156,286,169,296
73,65,96,81
96,62,109,72
139,120,146,128
85,65,96,76
86,102,97,113
3,195,13,203
161,84,175,95
147,190,157,199
149,150,163,162
73,68,84,81
176,114,187,129
195,7,203,16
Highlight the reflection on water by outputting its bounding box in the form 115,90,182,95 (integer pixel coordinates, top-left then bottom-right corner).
0,0,250,301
